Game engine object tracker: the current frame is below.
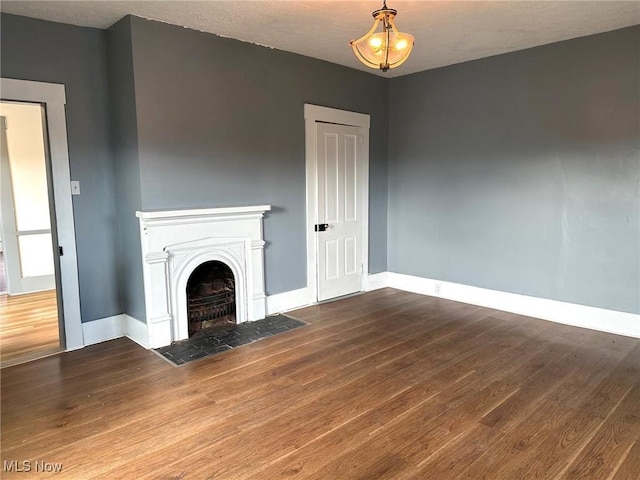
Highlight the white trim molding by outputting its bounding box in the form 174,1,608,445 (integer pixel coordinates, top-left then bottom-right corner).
82,315,126,347
80,287,312,349
125,315,150,349
304,104,370,128
81,314,150,348
364,272,389,292
1,78,83,351
81,272,638,352
266,287,312,315
384,272,640,339
304,104,370,305
0,78,66,104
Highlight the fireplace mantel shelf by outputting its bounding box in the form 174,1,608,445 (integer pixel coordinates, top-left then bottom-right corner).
136,205,271,220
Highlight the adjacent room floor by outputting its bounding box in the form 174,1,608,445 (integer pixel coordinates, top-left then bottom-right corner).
1,289,638,479
0,289,60,367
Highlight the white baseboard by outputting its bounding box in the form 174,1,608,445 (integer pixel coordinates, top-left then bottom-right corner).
82,314,151,348
266,274,390,313
251,295,267,322
124,315,150,348
81,286,313,351
82,314,125,346
266,273,390,313
364,272,389,292
266,287,312,315
79,273,639,350
385,272,640,339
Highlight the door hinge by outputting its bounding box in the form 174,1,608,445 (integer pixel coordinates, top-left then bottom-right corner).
58,246,64,256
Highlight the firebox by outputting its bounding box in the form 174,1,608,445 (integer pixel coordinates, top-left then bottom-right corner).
186,261,235,336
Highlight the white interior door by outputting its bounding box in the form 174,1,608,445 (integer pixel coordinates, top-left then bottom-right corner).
315,122,363,301
0,103,56,294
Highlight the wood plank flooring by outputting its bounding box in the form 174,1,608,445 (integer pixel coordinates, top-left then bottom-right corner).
0,290,60,367
1,289,638,479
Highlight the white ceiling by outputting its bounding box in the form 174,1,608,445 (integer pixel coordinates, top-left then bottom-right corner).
2,1,639,77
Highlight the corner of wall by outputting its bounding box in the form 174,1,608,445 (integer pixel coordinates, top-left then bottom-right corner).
106,15,146,322
81,314,150,349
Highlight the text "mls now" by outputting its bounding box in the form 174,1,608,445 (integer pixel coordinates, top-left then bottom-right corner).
4,460,63,473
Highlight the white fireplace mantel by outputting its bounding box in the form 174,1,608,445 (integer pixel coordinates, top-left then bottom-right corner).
137,205,271,222
136,205,271,348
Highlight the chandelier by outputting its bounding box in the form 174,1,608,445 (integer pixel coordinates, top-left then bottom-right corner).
350,1,415,72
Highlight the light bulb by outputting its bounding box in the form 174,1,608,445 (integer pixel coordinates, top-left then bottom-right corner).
395,38,408,50
369,36,383,50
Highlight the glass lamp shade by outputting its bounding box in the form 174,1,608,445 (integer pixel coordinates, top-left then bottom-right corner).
350,9,414,71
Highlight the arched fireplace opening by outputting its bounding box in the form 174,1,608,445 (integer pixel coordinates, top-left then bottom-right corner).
186,261,235,336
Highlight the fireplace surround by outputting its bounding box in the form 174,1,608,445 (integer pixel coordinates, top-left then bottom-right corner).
136,205,270,348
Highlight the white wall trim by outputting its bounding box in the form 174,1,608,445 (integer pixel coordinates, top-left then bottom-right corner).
304,103,370,305
383,272,640,339
304,104,370,128
124,315,150,349
266,287,312,315
81,284,314,350
0,78,66,104
81,285,314,350
1,78,83,350
80,274,639,352
364,272,389,292
82,315,126,347
137,205,271,221
81,314,151,348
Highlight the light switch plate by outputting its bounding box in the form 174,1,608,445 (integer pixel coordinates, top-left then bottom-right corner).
71,180,80,195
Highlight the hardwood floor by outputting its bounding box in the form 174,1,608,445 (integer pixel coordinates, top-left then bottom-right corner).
1,289,638,479
0,290,60,367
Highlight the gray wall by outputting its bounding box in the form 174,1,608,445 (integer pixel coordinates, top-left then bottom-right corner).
4,12,635,324
1,14,121,322
388,26,640,314
106,17,146,321
126,16,389,295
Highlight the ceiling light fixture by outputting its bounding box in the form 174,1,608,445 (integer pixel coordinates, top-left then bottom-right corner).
350,1,415,72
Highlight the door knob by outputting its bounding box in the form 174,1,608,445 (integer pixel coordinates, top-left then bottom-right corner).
314,223,329,232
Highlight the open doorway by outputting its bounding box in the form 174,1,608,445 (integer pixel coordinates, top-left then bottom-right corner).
0,101,61,366
1,78,83,359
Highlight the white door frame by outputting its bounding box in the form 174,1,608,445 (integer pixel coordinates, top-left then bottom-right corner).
1,78,83,350
304,104,370,304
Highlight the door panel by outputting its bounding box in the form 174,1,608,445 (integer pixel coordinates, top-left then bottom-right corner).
344,236,357,276
324,239,339,280
344,135,357,222
320,132,339,225
316,122,362,301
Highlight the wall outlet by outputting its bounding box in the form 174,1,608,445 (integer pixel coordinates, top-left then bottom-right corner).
434,283,441,296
